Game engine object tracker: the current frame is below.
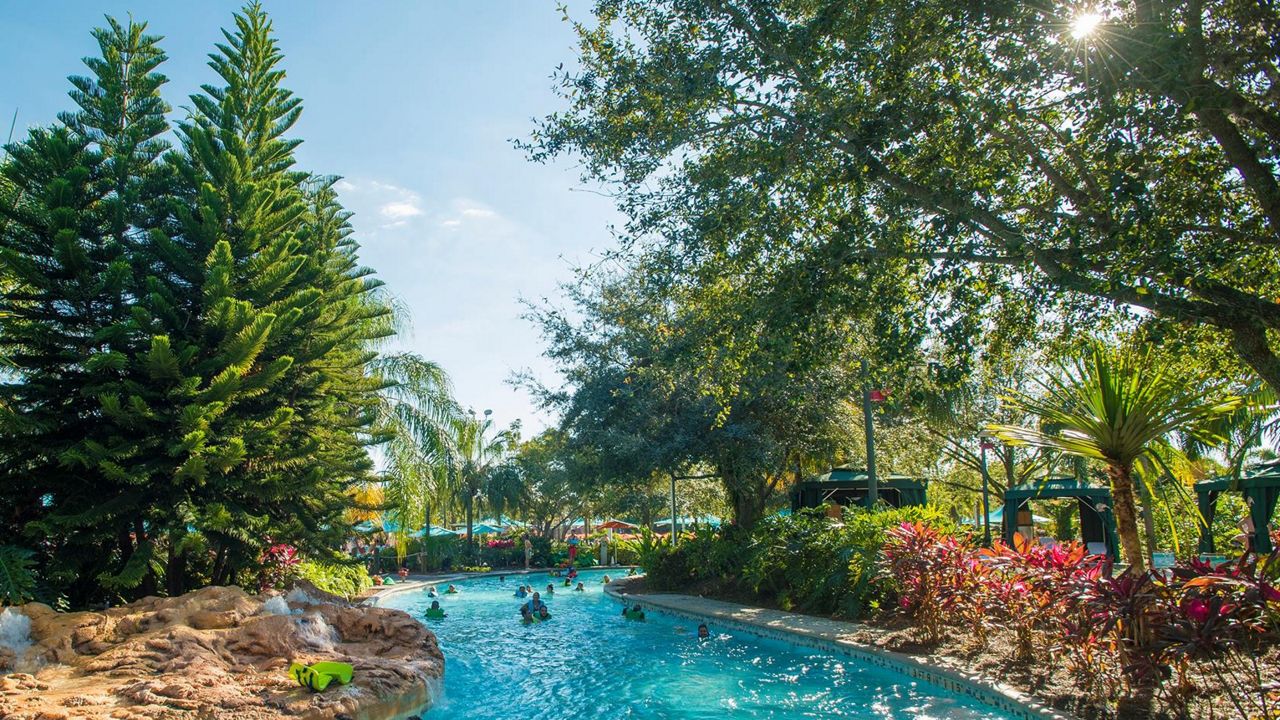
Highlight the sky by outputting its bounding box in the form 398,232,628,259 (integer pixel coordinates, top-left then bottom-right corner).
0,0,619,436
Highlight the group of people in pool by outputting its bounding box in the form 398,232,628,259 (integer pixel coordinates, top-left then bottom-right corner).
512,568,605,622
420,567,713,635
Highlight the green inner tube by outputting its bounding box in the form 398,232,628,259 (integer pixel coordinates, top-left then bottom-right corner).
289,661,353,691
623,610,645,621
424,609,446,619
309,661,354,685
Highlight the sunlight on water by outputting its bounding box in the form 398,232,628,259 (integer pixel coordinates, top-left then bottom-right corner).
382,570,1019,719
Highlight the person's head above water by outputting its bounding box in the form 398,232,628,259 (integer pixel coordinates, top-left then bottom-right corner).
697,623,709,638
430,600,441,610
576,582,585,590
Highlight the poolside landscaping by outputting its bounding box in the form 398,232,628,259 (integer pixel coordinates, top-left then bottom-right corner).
5,1,1280,719
627,512,1280,719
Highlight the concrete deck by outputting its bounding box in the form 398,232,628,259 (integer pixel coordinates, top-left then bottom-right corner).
603,577,1077,720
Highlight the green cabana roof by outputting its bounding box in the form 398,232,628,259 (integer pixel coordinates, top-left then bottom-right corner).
804,466,926,490
1004,477,1112,501
1194,460,1280,492
791,467,926,510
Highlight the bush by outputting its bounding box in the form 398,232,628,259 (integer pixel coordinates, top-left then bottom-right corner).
291,560,372,598
637,505,956,619
256,543,299,593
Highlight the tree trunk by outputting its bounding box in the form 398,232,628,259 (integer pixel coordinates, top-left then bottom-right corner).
165,537,185,597
728,482,764,532
465,495,474,554
1107,462,1147,573
1136,477,1159,569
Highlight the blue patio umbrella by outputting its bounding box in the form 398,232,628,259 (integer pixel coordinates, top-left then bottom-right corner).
469,523,504,535
408,525,459,538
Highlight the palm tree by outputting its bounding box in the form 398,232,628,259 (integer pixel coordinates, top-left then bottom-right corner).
987,341,1240,572
372,353,460,547
453,409,517,550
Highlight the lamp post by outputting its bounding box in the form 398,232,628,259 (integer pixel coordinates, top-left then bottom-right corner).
861,358,878,508
978,432,995,547
670,475,678,547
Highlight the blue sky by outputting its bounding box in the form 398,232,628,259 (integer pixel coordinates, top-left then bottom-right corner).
1,1,617,436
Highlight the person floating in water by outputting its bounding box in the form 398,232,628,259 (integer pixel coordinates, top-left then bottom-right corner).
514,584,528,599
545,583,555,596
445,584,459,594
567,567,578,582
520,592,549,622
627,568,637,576
697,623,710,640
602,574,612,584
424,600,447,619
622,603,645,620
574,582,586,592
563,577,572,587
499,574,505,582
426,584,438,598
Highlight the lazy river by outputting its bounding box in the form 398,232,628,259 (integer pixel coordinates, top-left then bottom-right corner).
381,569,1022,719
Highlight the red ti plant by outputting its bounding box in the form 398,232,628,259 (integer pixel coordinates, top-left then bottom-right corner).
257,542,299,593
1156,551,1280,719
882,522,982,644
981,534,1104,663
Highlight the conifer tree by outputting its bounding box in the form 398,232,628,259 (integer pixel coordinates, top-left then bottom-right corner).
153,3,392,590
1,4,410,603
0,18,171,603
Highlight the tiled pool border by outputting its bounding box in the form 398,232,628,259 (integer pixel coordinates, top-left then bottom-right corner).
603,579,1077,720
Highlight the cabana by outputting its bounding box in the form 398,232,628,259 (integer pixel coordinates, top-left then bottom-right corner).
1001,477,1120,560
790,467,926,511
1195,460,1280,555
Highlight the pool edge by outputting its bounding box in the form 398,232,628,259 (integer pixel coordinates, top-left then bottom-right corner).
603,578,1078,720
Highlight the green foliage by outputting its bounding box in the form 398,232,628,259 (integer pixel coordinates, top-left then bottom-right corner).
989,340,1241,572
641,507,956,619
529,0,1280,397
291,560,372,599
0,546,36,606
0,4,413,606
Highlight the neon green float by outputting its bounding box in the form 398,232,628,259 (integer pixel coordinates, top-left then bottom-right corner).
288,661,354,692
424,608,446,620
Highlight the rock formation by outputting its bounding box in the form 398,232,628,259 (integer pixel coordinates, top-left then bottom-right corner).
0,584,441,720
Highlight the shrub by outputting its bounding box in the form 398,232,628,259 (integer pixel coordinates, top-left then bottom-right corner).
291,560,372,598
881,522,982,644
256,543,299,593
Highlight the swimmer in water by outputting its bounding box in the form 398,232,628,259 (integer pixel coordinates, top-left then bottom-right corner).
697,623,710,640
445,584,459,594
574,582,585,592
545,583,555,596
602,574,612,584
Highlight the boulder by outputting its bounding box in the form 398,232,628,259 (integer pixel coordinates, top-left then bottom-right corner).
0,586,442,720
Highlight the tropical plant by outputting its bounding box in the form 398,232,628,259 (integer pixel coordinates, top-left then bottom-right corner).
989,341,1241,572
375,353,461,556
452,410,517,548
290,559,372,599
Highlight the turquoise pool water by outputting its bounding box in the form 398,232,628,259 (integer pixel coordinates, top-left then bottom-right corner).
381,570,1020,719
